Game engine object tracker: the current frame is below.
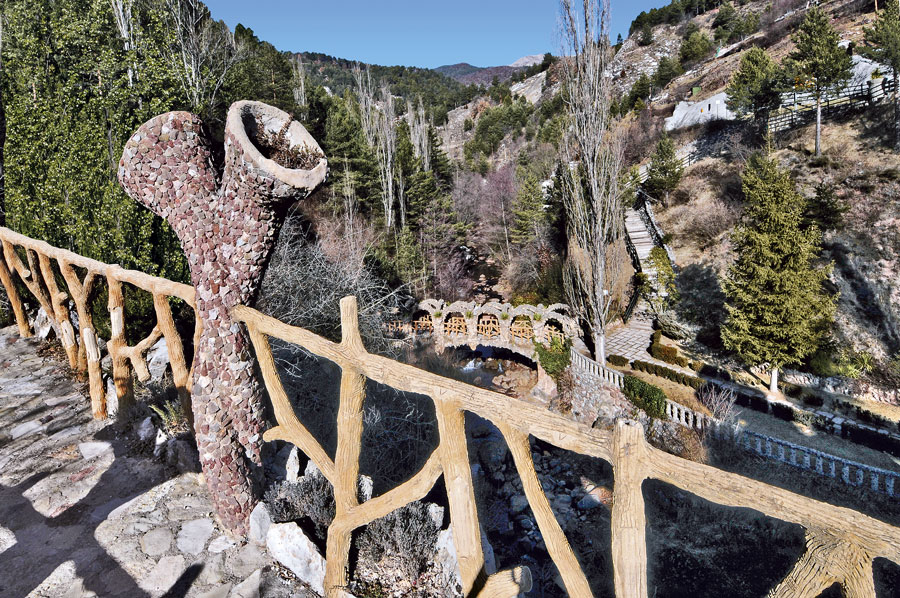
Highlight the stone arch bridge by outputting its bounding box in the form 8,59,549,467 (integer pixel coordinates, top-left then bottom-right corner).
387,299,580,362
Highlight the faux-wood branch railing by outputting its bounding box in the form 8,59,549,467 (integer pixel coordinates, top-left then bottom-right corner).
0,226,199,419
235,297,900,598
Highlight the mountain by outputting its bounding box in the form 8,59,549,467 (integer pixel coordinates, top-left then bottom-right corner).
434,63,526,86
509,54,545,68
296,52,480,124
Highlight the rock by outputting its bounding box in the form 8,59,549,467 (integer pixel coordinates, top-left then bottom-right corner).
137,417,155,442
231,569,261,598
227,543,268,579
266,522,326,595
481,525,497,575
30,307,53,340
105,377,119,416
249,502,271,546
303,459,320,478
285,445,301,483
147,337,170,383
79,441,113,460
199,584,232,598
154,428,168,457
427,503,445,527
268,443,294,479
140,528,173,557
208,535,236,554
140,555,185,593
432,527,462,591
578,485,613,510
359,474,373,503
176,518,215,555
10,420,43,440
477,438,509,471
510,494,529,514
166,438,201,473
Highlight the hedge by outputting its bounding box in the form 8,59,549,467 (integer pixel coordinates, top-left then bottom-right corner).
649,329,689,367
632,360,705,390
623,375,667,419
607,354,630,367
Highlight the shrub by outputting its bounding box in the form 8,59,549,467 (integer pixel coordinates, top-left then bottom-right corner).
607,354,630,367
649,330,690,367
624,375,668,419
264,469,335,539
533,336,572,382
633,360,705,389
801,391,824,407
771,402,794,421
690,360,704,372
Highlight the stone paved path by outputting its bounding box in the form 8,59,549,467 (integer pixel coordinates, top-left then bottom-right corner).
606,314,655,363
625,208,657,284
0,326,311,598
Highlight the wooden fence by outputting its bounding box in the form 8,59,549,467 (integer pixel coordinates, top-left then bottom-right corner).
768,78,897,134
0,226,198,420
234,296,900,598
2,227,899,597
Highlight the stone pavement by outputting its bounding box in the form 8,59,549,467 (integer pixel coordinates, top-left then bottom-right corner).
606,313,655,363
0,326,313,598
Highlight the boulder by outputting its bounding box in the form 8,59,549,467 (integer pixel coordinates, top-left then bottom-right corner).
137,417,155,443
248,502,271,546
147,338,170,383
266,522,326,595
30,307,53,340
166,438,201,473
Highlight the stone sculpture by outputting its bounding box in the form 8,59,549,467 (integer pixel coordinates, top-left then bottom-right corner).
118,101,327,534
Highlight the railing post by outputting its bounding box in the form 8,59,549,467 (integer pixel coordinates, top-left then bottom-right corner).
325,296,368,598
106,272,135,416
0,241,31,337
152,292,192,425
38,253,78,368
436,400,485,594
611,421,649,598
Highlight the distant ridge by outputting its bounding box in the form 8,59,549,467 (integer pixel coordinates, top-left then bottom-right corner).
434,54,546,86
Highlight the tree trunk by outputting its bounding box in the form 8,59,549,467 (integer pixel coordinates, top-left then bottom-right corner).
894,72,899,151
815,96,822,157
594,330,607,365
770,367,779,394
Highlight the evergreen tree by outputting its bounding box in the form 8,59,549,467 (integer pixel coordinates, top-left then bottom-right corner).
511,170,546,245
862,0,900,150
653,56,683,89
644,134,683,203
639,23,654,46
726,47,782,120
804,182,847,232
680,31,714,64
790,7,852,156
722,151,836,392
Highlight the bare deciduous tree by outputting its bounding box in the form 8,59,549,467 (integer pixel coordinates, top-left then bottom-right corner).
110,0,135,87
164,0,242,116
375,83,398,230
559,0,626,363
353,63,377,147
407,98,431,172
291,54,307,120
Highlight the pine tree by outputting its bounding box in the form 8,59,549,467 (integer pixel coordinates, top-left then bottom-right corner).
722,151,836,393
726,47,782,120
862,0,900,150
511,170,546,245
790,7,853,156
644,134,683,203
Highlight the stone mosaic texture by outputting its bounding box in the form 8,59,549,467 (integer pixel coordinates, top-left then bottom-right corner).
118,101,327,535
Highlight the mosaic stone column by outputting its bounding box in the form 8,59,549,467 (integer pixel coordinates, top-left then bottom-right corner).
118,101,327,535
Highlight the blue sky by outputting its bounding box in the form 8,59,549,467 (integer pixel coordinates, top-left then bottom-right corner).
204,0,665,69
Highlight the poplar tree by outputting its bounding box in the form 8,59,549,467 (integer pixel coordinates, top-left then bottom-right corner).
722,151,836,393
862,0,900,150
644,134,683,203
790,7,852,156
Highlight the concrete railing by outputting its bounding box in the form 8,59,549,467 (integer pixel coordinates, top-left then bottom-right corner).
663,397,899,500
570,349,625,389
